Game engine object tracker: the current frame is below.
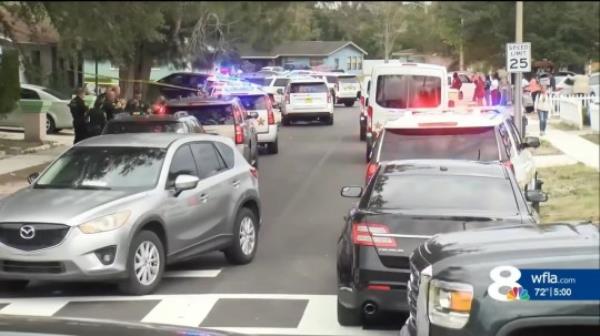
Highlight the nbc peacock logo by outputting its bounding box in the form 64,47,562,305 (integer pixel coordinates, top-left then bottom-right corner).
506,286,530,301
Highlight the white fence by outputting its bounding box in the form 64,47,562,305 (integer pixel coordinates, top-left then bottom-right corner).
548,93,597,129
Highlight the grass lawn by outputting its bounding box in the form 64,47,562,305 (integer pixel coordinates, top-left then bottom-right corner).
539,164,599,223
580,133,600,145
551,121,579,131
532,139,562,156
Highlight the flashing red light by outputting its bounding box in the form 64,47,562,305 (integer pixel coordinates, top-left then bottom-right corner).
365,162,379,184
267,101,275,125
351,223,397,248
367,285,392,291
235,124,244,144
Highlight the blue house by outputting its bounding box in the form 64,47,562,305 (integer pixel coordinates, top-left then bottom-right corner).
237,41,368,75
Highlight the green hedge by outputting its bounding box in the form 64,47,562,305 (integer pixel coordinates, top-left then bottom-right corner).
0,48,20,115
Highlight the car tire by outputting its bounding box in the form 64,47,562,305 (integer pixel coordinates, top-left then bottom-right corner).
0,280,29,292
344,101,354,107
267,139,279,154
46,114,56,134
326,115,334,126
224,207,259,265
337,301,362,326
119,230,165,295
282,115,290,126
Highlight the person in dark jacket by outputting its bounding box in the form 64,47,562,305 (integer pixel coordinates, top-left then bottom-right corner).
101,90,118,121
125,91,150,115
69,88,89,144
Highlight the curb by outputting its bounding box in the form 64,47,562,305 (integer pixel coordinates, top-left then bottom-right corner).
0,141,61,158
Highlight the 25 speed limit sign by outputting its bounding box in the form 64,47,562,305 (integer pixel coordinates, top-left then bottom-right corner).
506,42,531,73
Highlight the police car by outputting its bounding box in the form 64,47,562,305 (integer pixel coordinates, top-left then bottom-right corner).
220,82,280,154
366,107,543,208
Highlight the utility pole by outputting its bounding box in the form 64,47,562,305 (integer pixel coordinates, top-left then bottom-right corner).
459,18,464,71
384,13,390,63
515,1,524,136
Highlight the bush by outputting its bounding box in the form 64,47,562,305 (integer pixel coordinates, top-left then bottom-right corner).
0,48,20,116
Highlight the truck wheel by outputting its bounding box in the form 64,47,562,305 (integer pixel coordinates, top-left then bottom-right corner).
337,301,361,326
46,115,56,134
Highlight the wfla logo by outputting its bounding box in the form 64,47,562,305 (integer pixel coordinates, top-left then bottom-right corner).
488,266,530,301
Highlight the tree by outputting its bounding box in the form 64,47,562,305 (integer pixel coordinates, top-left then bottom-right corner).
0,47,20,116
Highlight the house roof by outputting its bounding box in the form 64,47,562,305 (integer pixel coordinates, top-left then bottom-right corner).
236,41,368,59
0,8,59,45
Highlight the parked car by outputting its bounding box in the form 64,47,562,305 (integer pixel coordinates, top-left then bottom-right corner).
0,84,73,133
102,113,206,135
262,76,291,109
0,314,244,336
156,72,210,100
222,86,280,154
447,72,476,103
322,73,361,107
366,108,542,205
166,96,259,167
281,77,334,126
0,133,261,295
401,222,599,336
337,160,544,326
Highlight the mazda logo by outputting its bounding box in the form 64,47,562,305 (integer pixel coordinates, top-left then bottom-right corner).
19,225,35,240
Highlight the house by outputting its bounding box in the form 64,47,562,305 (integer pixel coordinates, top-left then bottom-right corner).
236,41,368,74
0,8,79,89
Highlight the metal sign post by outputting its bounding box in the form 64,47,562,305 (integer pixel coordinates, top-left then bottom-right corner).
510,1,527,136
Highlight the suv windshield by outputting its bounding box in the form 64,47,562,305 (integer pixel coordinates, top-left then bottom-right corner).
380,127,500,161
236,95,268,110
35,147,166,190
273,78,290,87
368,174,518,213
338,76,358,84
103,121,187,134
290,82,328,93
376,75,442,108
169,104,235,125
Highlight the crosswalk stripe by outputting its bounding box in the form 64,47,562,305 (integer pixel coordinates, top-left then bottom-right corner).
141,295,218,327
164,269,222,278
0,298,67,317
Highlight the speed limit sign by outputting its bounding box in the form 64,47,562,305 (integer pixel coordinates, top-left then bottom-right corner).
506,42,531,73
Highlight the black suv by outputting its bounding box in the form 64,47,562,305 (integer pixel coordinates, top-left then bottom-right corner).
402,222,599,336
336,160,546,326
102,113,206,134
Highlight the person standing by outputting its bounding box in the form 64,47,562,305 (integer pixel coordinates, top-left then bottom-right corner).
484,74,492,106
102,90,118,121
500,74,510,106
451,72,462,90
534,85,551,136
474,73,485,106
126,91,150,115
529,76,542,104
490,72,500,105
69,88,89,144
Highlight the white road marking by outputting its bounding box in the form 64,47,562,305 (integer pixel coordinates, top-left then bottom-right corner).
0,294,397,336
163,269,222,278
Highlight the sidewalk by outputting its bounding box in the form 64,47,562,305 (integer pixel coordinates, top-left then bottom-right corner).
527,117,600,171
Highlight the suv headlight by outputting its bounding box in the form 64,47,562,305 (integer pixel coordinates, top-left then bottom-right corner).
79,210,131,234
428,279,473,329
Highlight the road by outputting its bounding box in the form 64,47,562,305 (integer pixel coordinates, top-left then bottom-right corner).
0,105,399,335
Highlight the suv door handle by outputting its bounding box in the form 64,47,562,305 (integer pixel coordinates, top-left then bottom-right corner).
232,180,241,188
199,193,209,203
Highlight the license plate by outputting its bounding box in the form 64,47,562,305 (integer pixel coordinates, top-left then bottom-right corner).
305,97,313,103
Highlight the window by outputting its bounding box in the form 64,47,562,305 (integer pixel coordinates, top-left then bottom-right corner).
379,127,500,161
309,58,324,67
368,174,519,214
214,141,235,169
338,76,358,84
498,123,513,160
289,82,328,93
358,58,362,70
20,88,40,100
167,145,199,187
347,57,352,71
506,120,522,151
375,75,442,108
42,88,71,100
334,58,339,70
169,104,235,125
273,78,290,87
190,142,225,179
236,95,268,111
326,76,338,84
352,56,358,70
103,121,188,134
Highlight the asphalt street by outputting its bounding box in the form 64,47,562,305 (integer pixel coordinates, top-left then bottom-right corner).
0,106,400,335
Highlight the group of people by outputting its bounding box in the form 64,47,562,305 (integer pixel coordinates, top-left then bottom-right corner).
451,72,508,107
68,86,168,144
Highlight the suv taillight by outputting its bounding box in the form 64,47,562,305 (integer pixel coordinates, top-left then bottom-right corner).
365,162,378,184
502,160,515,174
367,105,373,132
352,223,397,248
235,124,244,144
360,96,365,107
267,105,275,125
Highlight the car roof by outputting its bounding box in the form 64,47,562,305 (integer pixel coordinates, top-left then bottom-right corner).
75,133,223,148
372,62,446,71
380,160,509,179
383,107,511,129
166,96,237,106
288,77,328,84
109,114,188,122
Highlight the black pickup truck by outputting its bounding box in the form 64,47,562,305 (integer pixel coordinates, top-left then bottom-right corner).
401,223,600,336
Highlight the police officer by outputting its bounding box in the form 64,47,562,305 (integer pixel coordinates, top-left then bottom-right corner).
125,91,150,116
102,90,118,121
69,88,89,144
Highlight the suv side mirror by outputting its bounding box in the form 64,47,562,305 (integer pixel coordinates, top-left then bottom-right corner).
174,174,199,196
277,88,284,95
521,136,540,149
525,190,548,203
247,111,259,119
340,186,363,198
27,172,40,184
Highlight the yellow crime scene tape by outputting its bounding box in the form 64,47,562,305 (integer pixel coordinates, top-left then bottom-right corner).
81,71,208,93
